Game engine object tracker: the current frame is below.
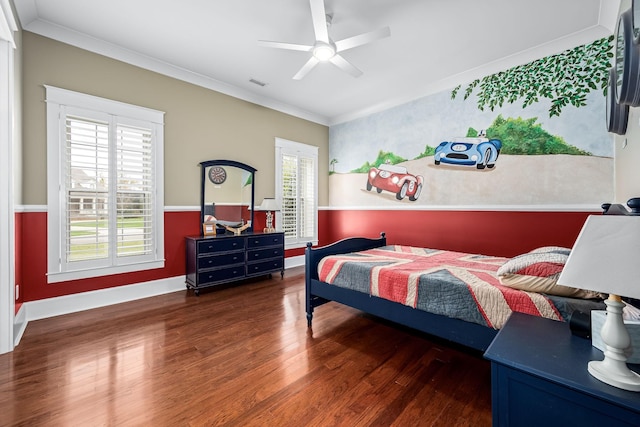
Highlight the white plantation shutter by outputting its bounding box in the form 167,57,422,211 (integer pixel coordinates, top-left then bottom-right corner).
47,86,164,282
275,138,318,248
281,154,298,238
299,156,315,240
65,116,110,263
115,124,153,257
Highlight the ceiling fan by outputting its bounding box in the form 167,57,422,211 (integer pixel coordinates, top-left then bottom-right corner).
258,0,390,80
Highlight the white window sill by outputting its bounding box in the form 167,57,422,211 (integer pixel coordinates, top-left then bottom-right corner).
47,259,165,284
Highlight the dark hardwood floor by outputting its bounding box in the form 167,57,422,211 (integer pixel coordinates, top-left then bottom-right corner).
0,267,491,426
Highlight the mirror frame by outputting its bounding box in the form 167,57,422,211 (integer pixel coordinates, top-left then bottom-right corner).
199,159,257,235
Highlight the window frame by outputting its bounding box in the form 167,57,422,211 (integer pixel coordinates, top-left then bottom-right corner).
46,86,165,283
0,0,17,354
274,137,318,250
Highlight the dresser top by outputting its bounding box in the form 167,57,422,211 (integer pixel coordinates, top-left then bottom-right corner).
186,231,284,241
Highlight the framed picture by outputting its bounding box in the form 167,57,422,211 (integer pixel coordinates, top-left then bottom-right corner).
202,221,217,236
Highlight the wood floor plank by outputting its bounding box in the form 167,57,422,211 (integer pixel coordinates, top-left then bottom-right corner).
0,266,491,426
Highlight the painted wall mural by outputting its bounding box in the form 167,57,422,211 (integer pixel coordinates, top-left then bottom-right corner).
329,37,615,207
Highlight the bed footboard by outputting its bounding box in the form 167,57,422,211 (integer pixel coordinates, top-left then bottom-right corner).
305,233,386,327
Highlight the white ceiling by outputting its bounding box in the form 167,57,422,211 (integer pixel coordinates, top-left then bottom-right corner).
13,0,619,126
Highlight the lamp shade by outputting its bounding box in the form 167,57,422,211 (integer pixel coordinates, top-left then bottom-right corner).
258,198,280,212
557,215,640,299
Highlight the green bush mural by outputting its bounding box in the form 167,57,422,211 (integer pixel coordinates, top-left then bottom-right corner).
470,115,591,156
352,150,408,173
451,36,614,117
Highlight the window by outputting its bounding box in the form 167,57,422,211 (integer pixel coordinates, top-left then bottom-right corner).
46,86,165,283
275,138,318,249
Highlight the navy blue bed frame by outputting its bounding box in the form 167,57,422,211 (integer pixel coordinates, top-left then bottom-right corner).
304,233,498,351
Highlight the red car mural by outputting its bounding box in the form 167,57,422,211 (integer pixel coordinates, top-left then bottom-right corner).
366,163,424,201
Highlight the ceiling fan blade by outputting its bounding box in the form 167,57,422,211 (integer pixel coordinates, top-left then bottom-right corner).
293,56,320,80
309,0,329,43
329,54,363,78
335,27,391,52
258,40,313,52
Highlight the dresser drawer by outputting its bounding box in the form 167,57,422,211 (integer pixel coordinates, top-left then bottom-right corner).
247,246,284,262
198,265,245,284
247,234,284,249
197,238,245,254
198,252,244,270
246,258,284,276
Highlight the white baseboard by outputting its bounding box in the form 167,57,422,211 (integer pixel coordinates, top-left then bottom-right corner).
285,254,304,269
24,275,186,322
13,304,27,346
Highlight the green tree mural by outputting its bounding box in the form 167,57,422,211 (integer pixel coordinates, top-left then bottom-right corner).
451,36,614,117
330,158,338,174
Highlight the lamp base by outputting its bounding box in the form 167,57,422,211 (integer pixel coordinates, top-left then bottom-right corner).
263,227,276,233
589,295,640,392
588,360,640,391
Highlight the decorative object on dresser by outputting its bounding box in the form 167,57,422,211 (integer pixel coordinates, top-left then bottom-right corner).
558,208,640,391
223,223,251,235
203,221,217,236
258,198,280,233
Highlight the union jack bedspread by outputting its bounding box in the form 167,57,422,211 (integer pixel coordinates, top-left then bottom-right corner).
317,245,563,329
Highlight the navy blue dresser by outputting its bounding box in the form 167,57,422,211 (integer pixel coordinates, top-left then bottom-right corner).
185,231,284,295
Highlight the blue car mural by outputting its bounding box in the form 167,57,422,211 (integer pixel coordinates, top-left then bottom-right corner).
434,137,502,169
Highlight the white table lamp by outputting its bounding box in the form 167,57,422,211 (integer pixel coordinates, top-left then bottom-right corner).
258,198,280,233
558,215,640,391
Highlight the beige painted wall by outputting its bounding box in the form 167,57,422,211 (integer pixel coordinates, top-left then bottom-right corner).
21,32,329,207
615,108,640,202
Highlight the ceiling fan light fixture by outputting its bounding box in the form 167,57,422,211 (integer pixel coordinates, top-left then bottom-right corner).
312,43,335,61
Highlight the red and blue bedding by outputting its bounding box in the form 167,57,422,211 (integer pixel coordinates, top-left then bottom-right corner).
318,245,564,329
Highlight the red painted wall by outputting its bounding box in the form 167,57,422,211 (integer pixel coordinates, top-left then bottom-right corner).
14,208,594,302
14,213,23,311
18,211,199,302
16,209,280,302
318,209,594,258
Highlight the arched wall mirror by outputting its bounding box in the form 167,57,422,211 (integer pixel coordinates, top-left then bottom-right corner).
199,160,256,235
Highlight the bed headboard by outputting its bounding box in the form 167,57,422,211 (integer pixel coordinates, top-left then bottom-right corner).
601,197,640,216
304,233,387,281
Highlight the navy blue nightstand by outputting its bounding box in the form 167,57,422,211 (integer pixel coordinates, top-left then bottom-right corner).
484,312,640,427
